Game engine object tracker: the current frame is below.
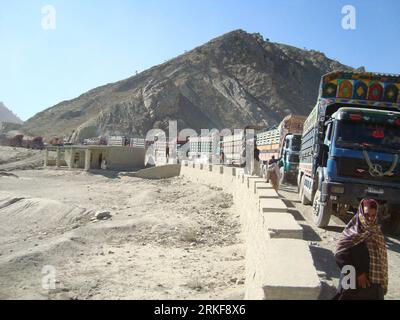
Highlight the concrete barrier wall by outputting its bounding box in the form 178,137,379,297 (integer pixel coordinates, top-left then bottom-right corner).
133,164,181,179
180,160,321,300
106,146,146,170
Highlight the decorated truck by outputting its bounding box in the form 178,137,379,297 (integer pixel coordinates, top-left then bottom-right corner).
298,71,400,234
221,131,246,166
22,136,44,149
188,135,220,163
257,114,306,183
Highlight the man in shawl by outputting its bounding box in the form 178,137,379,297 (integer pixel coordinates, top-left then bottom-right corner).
334,199,388,300
266,156,281,191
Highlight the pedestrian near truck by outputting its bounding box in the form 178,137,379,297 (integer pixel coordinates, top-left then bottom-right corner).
266,155,281,191
333,199,388,300
253,141,260,176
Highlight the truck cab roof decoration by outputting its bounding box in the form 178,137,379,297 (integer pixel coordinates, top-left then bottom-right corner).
320,71,400,107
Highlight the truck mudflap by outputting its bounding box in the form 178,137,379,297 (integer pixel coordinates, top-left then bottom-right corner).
321,181,400,207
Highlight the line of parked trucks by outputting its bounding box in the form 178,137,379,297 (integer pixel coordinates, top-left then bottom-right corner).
0,133,45,149
186,71,400,234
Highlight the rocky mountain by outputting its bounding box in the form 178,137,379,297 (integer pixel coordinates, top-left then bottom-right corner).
0,102,23,125
23,29,353,142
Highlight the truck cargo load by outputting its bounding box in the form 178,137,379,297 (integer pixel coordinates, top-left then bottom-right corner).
257,114,306,183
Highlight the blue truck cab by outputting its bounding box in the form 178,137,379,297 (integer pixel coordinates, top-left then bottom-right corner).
298,71,400,234
279,134,302,183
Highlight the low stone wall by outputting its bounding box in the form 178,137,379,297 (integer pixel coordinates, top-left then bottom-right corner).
133,164,181,179
180,161,321,300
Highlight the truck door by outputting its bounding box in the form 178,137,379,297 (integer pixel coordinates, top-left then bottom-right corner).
321,122,333,168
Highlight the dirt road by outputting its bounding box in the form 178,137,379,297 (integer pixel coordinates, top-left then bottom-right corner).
279,184,400,300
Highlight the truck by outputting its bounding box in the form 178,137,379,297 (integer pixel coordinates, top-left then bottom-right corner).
22,136,44,149
298,71,400,234
8,134,24,148
257,114,306,183
188,135,220,164
221,131,245,166
49,137,64,146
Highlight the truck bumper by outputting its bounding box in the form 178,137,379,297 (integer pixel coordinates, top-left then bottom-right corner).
321,181,400,207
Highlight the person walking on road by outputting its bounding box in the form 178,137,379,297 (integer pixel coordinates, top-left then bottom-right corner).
253,141,261,176
266,156,281,191
333,199,388,300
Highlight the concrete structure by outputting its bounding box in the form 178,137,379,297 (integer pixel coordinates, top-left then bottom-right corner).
44,146,146,171
177,161,321,300
133,164,181,179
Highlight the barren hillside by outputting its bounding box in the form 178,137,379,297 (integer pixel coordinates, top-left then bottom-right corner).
23,29,353,142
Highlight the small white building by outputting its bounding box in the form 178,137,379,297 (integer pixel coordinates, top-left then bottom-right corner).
44,145,146,171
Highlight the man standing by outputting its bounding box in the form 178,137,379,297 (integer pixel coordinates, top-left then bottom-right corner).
253,141,260,176
266,158,280,191
334,199,388,300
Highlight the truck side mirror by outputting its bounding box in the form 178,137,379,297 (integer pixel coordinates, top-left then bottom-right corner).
320,144,329,154
320,144,329,166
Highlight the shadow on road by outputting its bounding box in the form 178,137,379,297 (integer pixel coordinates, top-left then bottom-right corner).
324,226,345,233
310,246,340,280
279,184,297,193
318,282,338,300
309,246,340,300
281,198,296,208
386,236,400,254
287,208,306,222
301,224,322,242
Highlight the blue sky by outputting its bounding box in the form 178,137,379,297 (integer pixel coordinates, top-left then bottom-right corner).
1,0,399,120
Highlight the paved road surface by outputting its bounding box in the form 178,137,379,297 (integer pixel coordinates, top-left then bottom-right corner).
278,183,400,300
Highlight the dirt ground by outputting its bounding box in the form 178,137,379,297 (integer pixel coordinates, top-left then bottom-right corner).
0,166,245,300
0,146,43,171
279,184,400,300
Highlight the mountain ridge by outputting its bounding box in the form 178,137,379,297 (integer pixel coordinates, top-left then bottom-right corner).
0,102,23,125
22,29,354,142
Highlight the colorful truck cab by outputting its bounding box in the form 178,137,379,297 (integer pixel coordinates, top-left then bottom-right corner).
257,114,306,183
298,71,400,233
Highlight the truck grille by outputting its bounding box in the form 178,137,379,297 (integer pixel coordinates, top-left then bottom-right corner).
337,157,400,183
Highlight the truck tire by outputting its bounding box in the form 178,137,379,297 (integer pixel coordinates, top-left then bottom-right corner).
299,176,311,205
383,208,400,236
312,189,331,228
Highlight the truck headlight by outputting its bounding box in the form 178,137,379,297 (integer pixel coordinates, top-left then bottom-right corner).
331,186,345,194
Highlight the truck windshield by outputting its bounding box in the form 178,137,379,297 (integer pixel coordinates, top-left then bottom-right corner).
336,120,400,152
291,136,301,151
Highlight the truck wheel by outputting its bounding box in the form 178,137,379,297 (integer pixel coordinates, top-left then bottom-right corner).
299,176,311,205
312,189,331,228
383,208,400,236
